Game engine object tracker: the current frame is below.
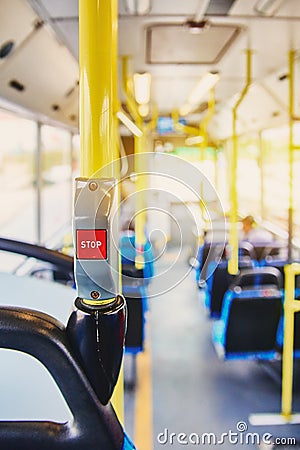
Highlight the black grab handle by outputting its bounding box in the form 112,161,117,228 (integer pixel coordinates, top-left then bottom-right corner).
0,237,73,272
0,237,74,284
0,306,124,450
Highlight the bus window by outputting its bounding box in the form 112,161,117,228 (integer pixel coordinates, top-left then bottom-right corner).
41,125,72,243
0,109,36,271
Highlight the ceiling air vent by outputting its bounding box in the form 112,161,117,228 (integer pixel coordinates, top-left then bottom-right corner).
9,79,25,92
146,23,242,65
0,40,14,59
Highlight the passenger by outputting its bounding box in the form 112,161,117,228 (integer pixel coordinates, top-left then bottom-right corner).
240,215,273,243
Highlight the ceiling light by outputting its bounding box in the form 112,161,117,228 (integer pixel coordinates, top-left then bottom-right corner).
124,0,151,15
254,0,285,16
133,72,151,105
179,72,219,116
188,72,219,105
179,103,193,116
138,104,149,117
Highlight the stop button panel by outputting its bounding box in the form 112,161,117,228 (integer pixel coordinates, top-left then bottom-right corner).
76,229,107,260
73,177,119,301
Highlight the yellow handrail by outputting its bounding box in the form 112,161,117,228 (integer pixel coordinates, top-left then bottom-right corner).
282,264,300,418
121,56,140,121
228,49,252,275
258,131,265,219
121,57,157,269
171,109,199,135
79,0,124,423
199,88,215,149
198,89,216,222
79,0,114,178
134,115,147,269
288,50,296,261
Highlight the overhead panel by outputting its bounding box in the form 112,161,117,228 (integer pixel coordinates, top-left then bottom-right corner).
28,0,79,60
0,24,78,126
146,23,243,64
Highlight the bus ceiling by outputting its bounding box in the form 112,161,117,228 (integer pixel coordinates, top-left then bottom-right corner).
0,0,300,138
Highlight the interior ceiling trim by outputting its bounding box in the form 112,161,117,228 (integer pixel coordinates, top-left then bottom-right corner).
206,0,236,15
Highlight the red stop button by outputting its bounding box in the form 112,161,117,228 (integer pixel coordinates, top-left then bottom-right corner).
77,229,107,259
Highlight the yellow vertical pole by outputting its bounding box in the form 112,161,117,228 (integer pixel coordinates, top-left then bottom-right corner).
134,117,147,269
199,88,215,149
228,49,252,275
199,88,215,221
282,264,296,419
79,0,124,422
111,0,124,424
258,131,265,220
213,148,218,195
121,56,140,121
79,0,113,178
121,57,147,268
288,50,295,261
112,0,120,169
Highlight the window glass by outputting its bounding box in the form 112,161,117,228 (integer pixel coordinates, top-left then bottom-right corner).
41,125,72,244
262,126,289,233
0,109,37,271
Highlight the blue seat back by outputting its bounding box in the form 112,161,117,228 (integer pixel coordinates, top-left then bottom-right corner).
230,266,282,290
206,260,254,318
213,267,283,360
119,233,154,282
195,242,225,284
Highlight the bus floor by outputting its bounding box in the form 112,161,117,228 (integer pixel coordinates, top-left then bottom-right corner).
124,246,300,450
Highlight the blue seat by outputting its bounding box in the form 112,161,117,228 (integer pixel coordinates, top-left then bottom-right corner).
260,258,287,281
123,283,148,354
213,267,283,360
120,232,154,282
252,242,286,262
119,232,153,355
195,242,226,286
196,240,256,289
205,259,254,318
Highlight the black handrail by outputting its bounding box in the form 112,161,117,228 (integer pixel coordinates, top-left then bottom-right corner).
0,306,124,450
0,237,73,273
